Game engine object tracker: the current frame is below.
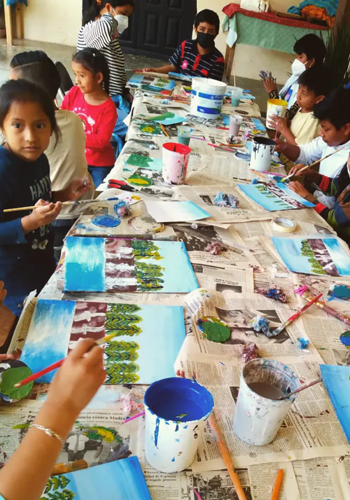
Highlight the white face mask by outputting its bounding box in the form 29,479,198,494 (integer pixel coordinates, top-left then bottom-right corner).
291,58,306,77
114,14,129,34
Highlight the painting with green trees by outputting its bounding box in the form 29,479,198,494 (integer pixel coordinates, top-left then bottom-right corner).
70,301,186,384
271,236,350,276
238,182,315,211
40,457,152,500
65,237,198,293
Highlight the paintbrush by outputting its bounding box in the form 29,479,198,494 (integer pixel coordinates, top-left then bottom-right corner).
3,197,122,214
278,377,322,400
160,123,170,138
123,411,145,424
193,489,204,500
270,470,283,500
271,293,322,336
208,415,248,500
303,295,350,327
14,333,117,388
281,143,349,183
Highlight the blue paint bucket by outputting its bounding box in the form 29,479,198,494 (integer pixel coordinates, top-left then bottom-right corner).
144,377,214,472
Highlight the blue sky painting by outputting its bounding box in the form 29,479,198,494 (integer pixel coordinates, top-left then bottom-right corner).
41,457,152,500
238,182,315,211
65,237,106,292
272,236,350,276
320,365,350,444
21,300,76,382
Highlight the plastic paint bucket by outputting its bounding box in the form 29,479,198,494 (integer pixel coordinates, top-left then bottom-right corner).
144,377,214,473
229,115,243,136
162,142,191,185
191,78,227,120
266,99,288,130
233,359,299,446
178,126,193,146
250,137,276,172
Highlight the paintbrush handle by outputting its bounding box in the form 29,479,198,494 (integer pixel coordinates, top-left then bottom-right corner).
208,415,248,500
272,293,322,335
270,469,283,500
3,199,96,213
15,359,65,387
305,297,350,326
279,377,322,400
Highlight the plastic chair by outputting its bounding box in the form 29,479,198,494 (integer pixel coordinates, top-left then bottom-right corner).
55,61,74,100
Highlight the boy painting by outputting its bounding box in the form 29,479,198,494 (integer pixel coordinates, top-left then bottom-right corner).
142,9,224,81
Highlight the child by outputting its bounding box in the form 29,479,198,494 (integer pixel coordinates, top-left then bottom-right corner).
0,80,90,315
9,51,95,251
288,154,350,244
271,66,332,145
0,337,105,500
262,34,326,118
143,9,225,81
62,48,117,188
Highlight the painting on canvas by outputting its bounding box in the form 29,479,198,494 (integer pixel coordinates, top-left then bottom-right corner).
21,299,186,385
238,182,315,211
320,365,350,444
271,236,350,276
64,237,198,293
127,73,176,92
41,457,152,500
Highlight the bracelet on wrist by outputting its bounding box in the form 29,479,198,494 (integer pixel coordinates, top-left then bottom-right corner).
29,424,65,445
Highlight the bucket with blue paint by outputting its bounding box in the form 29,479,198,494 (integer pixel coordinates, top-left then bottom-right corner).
233,359,299,446
191,78,227,120
144,377,214,473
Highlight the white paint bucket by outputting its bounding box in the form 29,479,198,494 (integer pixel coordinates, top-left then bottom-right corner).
191,78,227,120
229,115,243,136
233,359,300,446
266,98,288,130
144,377,214,473
250,137,276,172
162,142,191,185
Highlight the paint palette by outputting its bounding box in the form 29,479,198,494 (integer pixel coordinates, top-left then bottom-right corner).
0,359,33,403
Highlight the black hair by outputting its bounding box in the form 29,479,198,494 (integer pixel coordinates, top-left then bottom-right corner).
10,52,61,100
73,48,110,95
298,65,333,96
194,9,220,34
0,79,60,144
83,0,134,26
313,88,350,129
293,34,326,65
10,50,48,69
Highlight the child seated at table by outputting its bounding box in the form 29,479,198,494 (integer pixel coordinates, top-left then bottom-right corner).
142,9,225,81
261,34,326,119
276,88,350,208
271,65,332,145
288,153,350,244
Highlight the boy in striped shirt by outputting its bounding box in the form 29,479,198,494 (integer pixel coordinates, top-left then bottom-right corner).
143,9,225,82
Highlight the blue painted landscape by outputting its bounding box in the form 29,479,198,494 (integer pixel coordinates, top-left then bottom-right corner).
272,236,350,276
320,365,350,444
21,300,76,382
65,237,106,292
41,457,152,500
238,182,315,211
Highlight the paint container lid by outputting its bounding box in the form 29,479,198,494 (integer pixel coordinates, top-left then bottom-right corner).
163,142,191,155
144,377,214,423
253,137,276,147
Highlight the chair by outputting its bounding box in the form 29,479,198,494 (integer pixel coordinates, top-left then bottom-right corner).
55,61,74,100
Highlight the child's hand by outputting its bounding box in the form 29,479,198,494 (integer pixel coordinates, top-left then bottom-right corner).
142,68,154,73
263,76,277,94
65,177,92,201
288,163,311,177
288,181,310,199
271,115,288,134
274,138,286,153
0,281,7,303
45,339,106,418
21,200,61,234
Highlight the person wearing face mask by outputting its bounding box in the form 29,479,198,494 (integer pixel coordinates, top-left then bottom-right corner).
77,1,134,154
142,10,225,81
261,34,326,120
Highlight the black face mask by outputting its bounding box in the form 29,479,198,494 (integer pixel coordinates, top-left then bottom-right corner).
196,32,215,49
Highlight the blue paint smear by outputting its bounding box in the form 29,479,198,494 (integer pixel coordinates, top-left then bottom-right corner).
171,458,175,462
92,215,121,228
145,378,214,422
65,237,106,292
320,365,350,444
154,418,160,448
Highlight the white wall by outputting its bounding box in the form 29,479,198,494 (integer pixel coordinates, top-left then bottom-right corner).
196,0,294,83
23,0,81,47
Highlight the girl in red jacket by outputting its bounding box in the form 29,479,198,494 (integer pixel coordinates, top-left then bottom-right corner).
62,48,117,188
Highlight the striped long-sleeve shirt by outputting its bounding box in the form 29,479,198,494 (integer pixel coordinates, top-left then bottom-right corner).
77,14,127,96
305,165,350,244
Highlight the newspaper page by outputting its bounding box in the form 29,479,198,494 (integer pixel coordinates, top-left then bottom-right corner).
193,263,254,295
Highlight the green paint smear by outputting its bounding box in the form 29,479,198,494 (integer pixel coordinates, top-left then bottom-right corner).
0,367,33,401
126,154,152,168
200,317,231,343
149,112,175,122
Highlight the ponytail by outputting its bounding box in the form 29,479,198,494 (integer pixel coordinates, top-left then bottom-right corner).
73,48,110,95
83,0,135,26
